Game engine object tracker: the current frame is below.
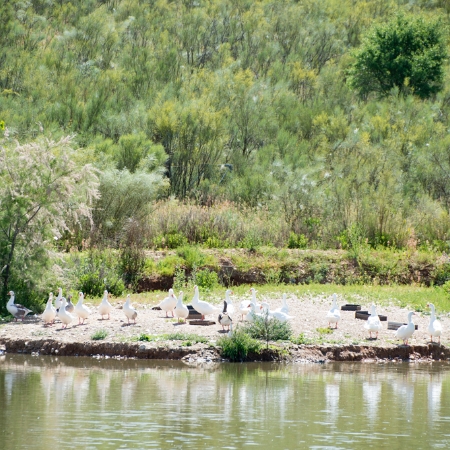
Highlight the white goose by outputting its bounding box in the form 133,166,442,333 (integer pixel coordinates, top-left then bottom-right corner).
395,311,416,345
364,304,383,339
6,291,33,321
326,293,341,329
273,293,289,314
98,290,113,320
174,291,189,323
191,285,220,320
123,294,137,324
246,302,264,323
249,288,262,309
42,293,57,326
427,303,442,344
55,287,64,310
74,292,91,325
224,289,235,315
261,302,294,322
58,297,74,329
158,288,177,318
239,298,252,321
218,300,233,331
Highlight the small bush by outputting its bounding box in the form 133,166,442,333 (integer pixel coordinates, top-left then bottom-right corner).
156,255,185,276
218,329,261,362
287,232,308,249
91,329,108,340
165,332,208,344
176,246,206,269
244,312,293,348
291,333,312,345
194,268,219,290
316,327,333,335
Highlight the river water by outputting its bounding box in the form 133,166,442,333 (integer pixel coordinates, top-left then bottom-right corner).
1,355,449,449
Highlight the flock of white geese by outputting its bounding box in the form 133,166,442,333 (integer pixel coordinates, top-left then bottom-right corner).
5,287,444,345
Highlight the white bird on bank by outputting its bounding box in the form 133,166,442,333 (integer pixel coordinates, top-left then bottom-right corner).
74,292,91,325
246,302,263,323
58,297,74,329
261,302,294,322
427,303,442,344
218,300,233,331
364,304,383,339
65,295,75,313
6,291,33,321
55,287,63,310
98,290,113,320
249,288,262,309
158,288,177,318
224,289,235,315
273,293,290,314
239,298,252,321
395,311,416,345
191,285,220,320
174,291,189,323
327,293,341,329
42,293,56,326
123,294,137,324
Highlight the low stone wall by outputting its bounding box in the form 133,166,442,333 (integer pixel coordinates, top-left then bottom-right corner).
1,338,449,363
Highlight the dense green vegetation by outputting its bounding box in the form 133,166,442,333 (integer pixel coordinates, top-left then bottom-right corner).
1,0,450,312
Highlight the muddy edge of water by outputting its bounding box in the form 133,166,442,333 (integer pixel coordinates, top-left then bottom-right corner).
1,337,449,363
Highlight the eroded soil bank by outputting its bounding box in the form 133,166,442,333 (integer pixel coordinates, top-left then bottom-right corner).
1,337,449,363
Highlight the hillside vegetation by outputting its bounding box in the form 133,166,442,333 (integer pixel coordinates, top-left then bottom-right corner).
1,0,450,310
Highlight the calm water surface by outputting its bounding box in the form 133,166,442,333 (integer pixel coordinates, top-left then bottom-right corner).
1,355,449,449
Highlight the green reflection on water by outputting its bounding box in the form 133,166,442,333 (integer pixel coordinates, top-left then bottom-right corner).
1,355,450,449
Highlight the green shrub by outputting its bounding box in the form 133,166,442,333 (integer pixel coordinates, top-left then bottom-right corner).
287,232,308,249
176,245,205,269
156,255,185,276
194,268,219,290
244,312,292,348
72,250,125,297
91,329,108,340
218,329,261,362
291,333,312,345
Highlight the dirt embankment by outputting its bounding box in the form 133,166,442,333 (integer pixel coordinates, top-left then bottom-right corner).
1,338,449,363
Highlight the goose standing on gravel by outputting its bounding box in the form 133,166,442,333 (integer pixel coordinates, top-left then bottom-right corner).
74,292,91,325
273,293,289,314
364,304,383,339
65,294,75,313
159,288,177,318
191,285,220,320
239,298,252,321
246,302,263,323
395,311,416,345
218,300,233,331
327,293,341,329
42,293,57,326
58,297,74,329
124,294,137,324
261,302,294,322
6,291,33,321
98,290,113,320
249,288,262,309
224,289,235,315
174,291,189,323
55,287,65,311
427,303,442,344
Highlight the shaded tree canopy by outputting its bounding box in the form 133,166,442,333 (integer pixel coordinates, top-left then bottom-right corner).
348,14,447,99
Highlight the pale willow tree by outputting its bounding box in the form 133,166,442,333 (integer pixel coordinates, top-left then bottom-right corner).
0,134,99,311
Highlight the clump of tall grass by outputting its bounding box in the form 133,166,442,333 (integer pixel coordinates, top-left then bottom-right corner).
217,328,261,362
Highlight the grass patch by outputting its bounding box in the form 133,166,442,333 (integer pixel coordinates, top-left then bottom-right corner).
217,328,261,362
316,327,333,335
136,332,208,344
291,333,312,345
244,313,292,348
91,329,108,340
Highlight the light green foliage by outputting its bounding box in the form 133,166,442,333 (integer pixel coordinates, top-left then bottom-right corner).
71,250,125,297
193,268,219,290
137,332,208,344
0,134,98,313
245,312,293,348
349,14,446,98
218,329,262,362
91,329,108,340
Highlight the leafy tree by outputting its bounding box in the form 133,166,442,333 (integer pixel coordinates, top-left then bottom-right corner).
0,133,99,312
348,14,446,99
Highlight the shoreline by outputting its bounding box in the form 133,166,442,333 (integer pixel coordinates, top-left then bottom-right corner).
1,337,449,363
